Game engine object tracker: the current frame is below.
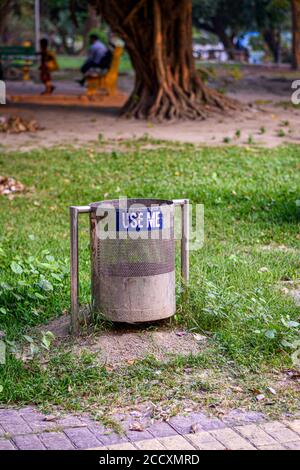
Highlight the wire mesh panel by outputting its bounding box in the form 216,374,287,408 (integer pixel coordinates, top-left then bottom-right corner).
89,199,176,322
91,199,175,277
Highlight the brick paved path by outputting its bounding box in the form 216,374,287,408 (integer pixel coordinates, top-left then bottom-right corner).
0,407,300,450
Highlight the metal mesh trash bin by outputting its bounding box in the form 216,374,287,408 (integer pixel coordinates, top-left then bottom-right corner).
70,198,189,334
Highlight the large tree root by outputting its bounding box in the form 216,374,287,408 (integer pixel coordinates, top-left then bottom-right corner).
122,80,240,121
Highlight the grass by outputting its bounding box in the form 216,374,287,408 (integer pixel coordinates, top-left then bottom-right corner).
0,139,300,418
57,52,133,74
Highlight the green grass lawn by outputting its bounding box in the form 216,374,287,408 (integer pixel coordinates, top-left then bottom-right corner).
0,139,299,418
57,52,133,74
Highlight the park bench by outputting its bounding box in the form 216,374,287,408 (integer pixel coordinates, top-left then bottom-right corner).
85,46,123,97
0,45,37,81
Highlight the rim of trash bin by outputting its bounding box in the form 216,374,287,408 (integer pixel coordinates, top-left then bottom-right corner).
89,198,174,211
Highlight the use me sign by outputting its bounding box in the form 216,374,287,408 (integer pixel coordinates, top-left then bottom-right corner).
116,208,163,232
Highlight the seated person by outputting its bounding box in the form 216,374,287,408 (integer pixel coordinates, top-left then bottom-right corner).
78,34,113,86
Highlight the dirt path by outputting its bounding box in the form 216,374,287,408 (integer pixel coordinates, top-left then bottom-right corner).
1,66,300,151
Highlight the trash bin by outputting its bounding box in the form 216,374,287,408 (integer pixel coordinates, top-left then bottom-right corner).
70,198,189,334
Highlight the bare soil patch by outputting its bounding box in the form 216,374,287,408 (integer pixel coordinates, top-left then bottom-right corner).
33,313,206,366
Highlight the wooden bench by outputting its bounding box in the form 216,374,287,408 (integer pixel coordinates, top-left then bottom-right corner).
85,46,123,97
0,45,37,81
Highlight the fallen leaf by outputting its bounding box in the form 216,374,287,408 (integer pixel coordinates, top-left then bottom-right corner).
193,333,207,342
43,415,58,422
129,422,144,432
191,423,201,433
256,394,265,401
258,267,269,273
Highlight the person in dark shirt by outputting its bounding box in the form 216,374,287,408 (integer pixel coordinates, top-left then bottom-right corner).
78,34,113,86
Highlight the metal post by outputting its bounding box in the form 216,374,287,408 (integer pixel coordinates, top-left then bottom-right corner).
181,199,189,286
173,199,189,287
70,206,91,335
35,0,41,53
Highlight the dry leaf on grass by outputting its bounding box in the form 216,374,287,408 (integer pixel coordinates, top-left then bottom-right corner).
0,115,43,134
0,176,26,197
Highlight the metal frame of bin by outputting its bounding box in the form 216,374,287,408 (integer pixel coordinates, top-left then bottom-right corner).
70,199,189,335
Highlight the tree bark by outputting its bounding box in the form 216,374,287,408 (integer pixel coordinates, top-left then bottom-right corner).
90,0,238,120
292,0,300,70
263,28,281,64
83,4,100,48
211,18,236,61
0,0,14,43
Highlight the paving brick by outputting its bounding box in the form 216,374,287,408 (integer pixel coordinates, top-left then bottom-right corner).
0,425,5,437
168,415,194,434
40,432,75,450
13,434,46,450
2,420,32,436
56,416,84,428
148,421,178,438
136,438,166,450
93,429,129,446
0,439,15,450
210,428,255,450
235,424,277,447
257,444,286,450
87,446,108,450
284,441,300,450
159,435,196,450
107,442,136,450
286,420,300,436
126,429,153,442
64,427,101,449
261,421,299,444
0,409,25,424
18,407,37,414
22,412,58,433
186,431,226,450
189,412,226,431
223,410,264,427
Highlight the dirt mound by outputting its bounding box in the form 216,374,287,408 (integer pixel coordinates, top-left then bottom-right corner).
35,314,207,366
81,328,206,365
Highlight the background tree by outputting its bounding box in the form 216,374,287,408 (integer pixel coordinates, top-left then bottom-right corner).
254,0,290,63
291,0,300,69
89,0,237,120
0,0,18,43
192,0,290,64
192,0,253,60
42,0,89,54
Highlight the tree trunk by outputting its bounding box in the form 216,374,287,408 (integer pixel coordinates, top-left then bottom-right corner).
90,0,237,120
212,18,235,61
0,0,14,43
292,0,300,70
263,28,281,64
83,4,100,48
